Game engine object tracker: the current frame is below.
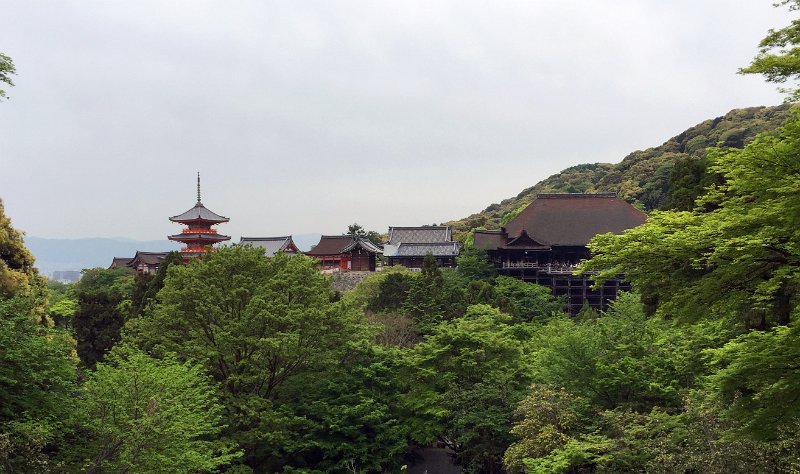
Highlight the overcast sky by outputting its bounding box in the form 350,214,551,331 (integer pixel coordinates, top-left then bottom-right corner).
0,1,788,240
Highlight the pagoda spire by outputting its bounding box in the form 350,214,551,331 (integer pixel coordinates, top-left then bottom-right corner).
169,175,230,259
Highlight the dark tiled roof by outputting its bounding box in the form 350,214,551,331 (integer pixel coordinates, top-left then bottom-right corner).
305,235,383,256
387,226,452,245
504,229,549,249
168,233,231,242
393,242,461,257
130,251,170,266
109,257,133,268
504,193,647,246
169,201,229,223
473,230,508,250
240,236,298,256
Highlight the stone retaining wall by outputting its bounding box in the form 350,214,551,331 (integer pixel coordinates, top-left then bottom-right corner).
331,271,374,293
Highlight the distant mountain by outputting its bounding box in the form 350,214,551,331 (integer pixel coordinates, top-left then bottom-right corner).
446,104,793,239
26,233,324,278
26,237,180,276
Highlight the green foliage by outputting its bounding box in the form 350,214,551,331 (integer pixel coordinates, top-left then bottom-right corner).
347,222,384,246
46,282,77,329
402,254,449,331
0,53,15,101
584,110,800,326
530,293,679,411
592,401,794,473
341,264,413,311
368,271,414,313
0,198,37,297
455,247,497,282
707,322,800,439
503,385,588,473
276,342,410,473
662,156,710,211
0,294,77,472
75,349,238,473
73,267,134,368
125,246,390,471
740,1,800,101
403,304,530,473
494,276,563,323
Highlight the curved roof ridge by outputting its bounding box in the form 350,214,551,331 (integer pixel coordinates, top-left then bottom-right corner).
169,201,229,223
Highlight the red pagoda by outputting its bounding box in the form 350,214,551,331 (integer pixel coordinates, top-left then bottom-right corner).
168,174,230,259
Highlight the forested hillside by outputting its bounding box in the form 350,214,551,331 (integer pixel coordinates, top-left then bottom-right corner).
448,104,792,238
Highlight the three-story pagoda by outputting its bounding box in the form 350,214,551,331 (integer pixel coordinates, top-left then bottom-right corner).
168,174,230,259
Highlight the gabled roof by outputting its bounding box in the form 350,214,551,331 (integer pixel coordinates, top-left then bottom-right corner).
504,193,647,246
391,242,461,257
387,226,452,245
305,235,383,256
169,201,229,224
130,251,170,266
505,229,548,249
240,236,299,257
109,257,133,268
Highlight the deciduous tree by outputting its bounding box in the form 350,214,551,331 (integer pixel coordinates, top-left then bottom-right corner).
76,350,238,473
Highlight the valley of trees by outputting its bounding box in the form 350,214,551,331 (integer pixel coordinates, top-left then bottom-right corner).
4,2,800,472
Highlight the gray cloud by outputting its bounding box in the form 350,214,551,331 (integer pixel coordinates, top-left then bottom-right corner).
0,0,786,240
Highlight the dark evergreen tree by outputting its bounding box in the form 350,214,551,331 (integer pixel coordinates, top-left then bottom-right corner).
368,271,413,312
72,267,133,368
403,253,448,331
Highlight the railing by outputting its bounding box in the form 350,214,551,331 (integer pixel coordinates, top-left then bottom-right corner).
183,228,217,234
502,262,581,274
180,247,208,253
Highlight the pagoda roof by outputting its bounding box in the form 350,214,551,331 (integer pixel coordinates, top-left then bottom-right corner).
305,235,383,256
503,193,647,247
168,233,231,242
387,226,452,245
240,236,299,256
169,201,229,224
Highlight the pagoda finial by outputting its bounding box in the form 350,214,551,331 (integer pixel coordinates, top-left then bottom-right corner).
197,172,201,203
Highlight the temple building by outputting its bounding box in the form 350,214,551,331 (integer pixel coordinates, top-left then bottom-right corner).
109,251,170,274
383,226,460,268
305,235,383,272
239,236,300,257
168,174,230,260
473,193,647,314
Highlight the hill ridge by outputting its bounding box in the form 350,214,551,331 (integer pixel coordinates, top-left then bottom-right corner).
446,104,793,239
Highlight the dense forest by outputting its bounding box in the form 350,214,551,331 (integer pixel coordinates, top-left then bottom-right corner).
4,3,800,473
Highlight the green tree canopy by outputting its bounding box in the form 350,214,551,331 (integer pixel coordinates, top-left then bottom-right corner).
126,246,373,470
0,293,77,473
740,1,800,101
73,267,134,368
75,349,238,473
583,110,800,326
403,304,531,473
0,198,37,297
